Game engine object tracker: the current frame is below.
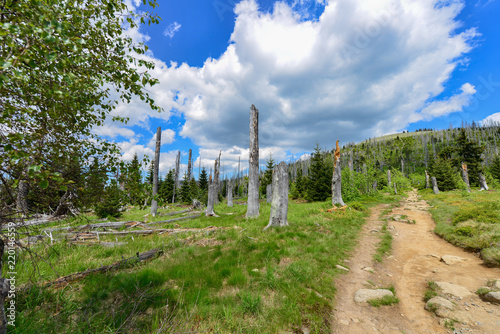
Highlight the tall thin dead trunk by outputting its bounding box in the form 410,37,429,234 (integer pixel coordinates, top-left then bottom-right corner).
214,152,221,205
461,163,471,193
227,183,233,207
16,168,29,217
172,151,180,203
425,170,430,189
431,176,440,194
187,149,192,181
332,140,346,206
264,161,289,230
247,105,260,218
206,183,216,216
151,127,161,216
387,170,392,189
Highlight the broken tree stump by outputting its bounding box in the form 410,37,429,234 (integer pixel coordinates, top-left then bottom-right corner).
479,173,489,191
227,183,233,207
431,176,440,194
206,183,216,216
332,140,346,206
461,163,471,193
151,126,162,216
264,161,289,230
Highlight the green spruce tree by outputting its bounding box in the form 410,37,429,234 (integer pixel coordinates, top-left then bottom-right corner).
179,172,191,204
490,156,500,182
159,170,174,203
260,155,275,196
429,157,456,191
453,129,484,186
305,144,330,202
199,167,209,192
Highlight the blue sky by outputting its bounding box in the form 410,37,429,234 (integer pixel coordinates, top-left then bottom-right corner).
94,0,500,178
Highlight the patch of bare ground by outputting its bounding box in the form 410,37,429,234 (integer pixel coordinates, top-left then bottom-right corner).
332,190,500,334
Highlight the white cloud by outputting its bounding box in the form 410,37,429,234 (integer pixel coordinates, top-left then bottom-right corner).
163,22,182,38
481,112,500,125
92,124,136,139
114,0,478,161
147,129,176,148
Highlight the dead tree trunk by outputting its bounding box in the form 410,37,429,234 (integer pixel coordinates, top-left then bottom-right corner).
479,173,489,191
214,152,221,205
372,180,378,191
461,163,471,193
53,188,80,217
172,150,180,203
227,183,233,207
348,152,354,171
0,238,10,334
151,127,161,216
425,170,430,189
206,183,216,216
387,170,392,189
187,149,192,181
393,182,397,195
431,176,440,194
332,140,346,206
266,184,272,204
247,105,260,218
264,161,289,230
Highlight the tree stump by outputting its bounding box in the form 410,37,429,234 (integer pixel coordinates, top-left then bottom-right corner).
425,170,430,189
247,105,260,218
479,173,489,191
394,182,397,195
206,184,216,216
266,184,272,204
264,162,289,230
387,170,392,189
431,176,440,194
332,140,346,206
461,163,470,193
227,183,233,207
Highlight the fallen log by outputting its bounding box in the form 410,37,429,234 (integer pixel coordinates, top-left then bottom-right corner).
23,248,163,290
145,214,201,226
159,208,192,216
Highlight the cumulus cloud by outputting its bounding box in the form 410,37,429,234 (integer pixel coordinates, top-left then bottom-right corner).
481,112,500,125
147,129,176,148
163,22,182,38
113,0,479,169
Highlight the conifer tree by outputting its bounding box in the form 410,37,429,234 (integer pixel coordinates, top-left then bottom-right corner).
260,155,275,196
124,153,143,205
159,170,174,203
490,156,500,182
429,157,456,191
453,129,484,186
199,167,209,192
305,144,330,202
179,172,192,203
190,178,199,200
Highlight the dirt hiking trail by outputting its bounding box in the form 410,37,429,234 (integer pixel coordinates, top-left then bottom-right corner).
332,189,500,334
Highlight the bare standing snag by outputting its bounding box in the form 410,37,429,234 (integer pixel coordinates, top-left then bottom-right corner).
247,105,260,218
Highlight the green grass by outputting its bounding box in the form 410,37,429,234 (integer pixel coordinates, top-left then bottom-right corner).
424,281,440,302
420,188,500,267
8,194,401,333
367,295,400,307
373,223,393,263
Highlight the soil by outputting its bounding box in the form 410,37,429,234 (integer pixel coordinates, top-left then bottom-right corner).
331,189,500,334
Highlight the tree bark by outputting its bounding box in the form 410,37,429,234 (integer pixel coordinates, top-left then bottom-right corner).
53,188,80,217
372,180,378,191
332,140,346,206
187,149,192,181
431,176,440,194
16,168,29,217
214,153,221,205
264,161,289,230
425,170,430,189
172,150,180,203
266,184,272,204
479,173,489,191
461,163,471,193
247,105,260,218
205,183,216,216
387,170,391,189
151,126,161,216
227,183,233,207
393,182,397,195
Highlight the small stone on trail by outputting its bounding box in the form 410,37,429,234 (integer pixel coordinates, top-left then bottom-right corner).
362,267,374,272
339,319,350,326
441,255,467,265
481,291,500,304
354,289,394,303
492,280,500,290
336,265,349,271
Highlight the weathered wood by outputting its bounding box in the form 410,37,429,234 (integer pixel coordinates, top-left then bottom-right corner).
151,126,161,216
172,150,180,203
332,140,346,206
28,248,163,289
53,188,80,217
264,161,289,230
387,170,392,188
394,182,398,195
479,173,489,191
206,183,216,216
431,176,440,194
372,180,378,191
145,214,201,226
266,184,272,204
2,214,55,230
159,208,192,217
213,155,221,205
187,148,193,181
461,163,471,193
227,183,233,207
16,170,29,217
247,105,260,218
425,170,430,189
192,199,202,210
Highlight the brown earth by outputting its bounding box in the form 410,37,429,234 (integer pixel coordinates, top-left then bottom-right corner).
331,189,500,334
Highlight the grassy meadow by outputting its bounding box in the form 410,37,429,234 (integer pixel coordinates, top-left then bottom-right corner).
10,194,402,334
421,188,500,267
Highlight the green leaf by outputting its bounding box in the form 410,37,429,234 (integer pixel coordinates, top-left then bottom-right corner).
40,180,49,189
